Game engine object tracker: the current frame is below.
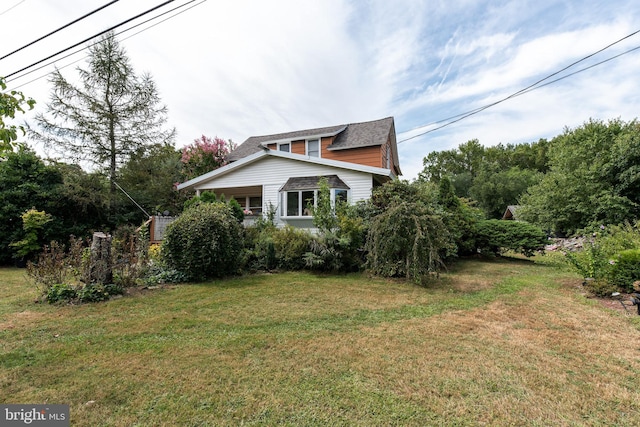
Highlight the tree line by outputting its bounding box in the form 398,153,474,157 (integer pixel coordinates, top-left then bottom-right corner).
419,117,640,236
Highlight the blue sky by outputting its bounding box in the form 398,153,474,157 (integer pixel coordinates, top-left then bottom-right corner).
3,0,640,179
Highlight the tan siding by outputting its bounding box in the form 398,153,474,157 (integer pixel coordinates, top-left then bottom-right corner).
291,140,305,155
323,145,382,168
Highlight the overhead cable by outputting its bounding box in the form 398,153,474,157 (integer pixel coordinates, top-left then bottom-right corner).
4,0,175,79
398,28,640,143
6,0,202,87
1,0,121,61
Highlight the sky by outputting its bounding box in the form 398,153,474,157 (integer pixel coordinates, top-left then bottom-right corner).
2,0,640,180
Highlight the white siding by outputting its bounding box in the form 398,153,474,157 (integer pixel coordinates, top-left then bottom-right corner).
195,156,374,202
193,156,375,227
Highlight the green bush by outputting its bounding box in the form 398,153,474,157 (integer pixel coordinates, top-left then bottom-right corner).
161,202,243,281
272,226,312,270
607,249,640,292
475,220,547,257
46,283,77,304
78,283,122,303
365,201,451,284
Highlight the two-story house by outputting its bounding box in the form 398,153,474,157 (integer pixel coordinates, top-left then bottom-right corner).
176,116,401,228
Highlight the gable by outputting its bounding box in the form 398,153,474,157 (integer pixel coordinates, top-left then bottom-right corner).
179,151,394,193
227,117,401,175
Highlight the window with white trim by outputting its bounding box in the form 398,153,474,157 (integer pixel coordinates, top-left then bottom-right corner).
307,139,320,157
278,142,290,152
281,188,350,217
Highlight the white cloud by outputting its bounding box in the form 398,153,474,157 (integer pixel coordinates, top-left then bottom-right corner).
3,0,640,182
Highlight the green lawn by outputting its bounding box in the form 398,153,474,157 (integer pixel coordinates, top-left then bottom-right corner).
2,258,640,426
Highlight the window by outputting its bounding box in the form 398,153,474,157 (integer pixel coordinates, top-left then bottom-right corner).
248,196,262,214
279,143,290,152
307,139,320,157
280,175,351,217
284,190,316,217
335,189,348,205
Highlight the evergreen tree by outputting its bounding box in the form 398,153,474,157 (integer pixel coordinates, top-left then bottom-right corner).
30,32,175,216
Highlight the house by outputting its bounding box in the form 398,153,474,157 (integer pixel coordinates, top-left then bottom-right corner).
177,117,401,228
502,205,520,220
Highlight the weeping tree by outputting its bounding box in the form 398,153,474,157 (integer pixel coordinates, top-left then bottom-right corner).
30,32,175,217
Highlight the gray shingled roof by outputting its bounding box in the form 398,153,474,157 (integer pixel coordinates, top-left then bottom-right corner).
280,175,350,191
227,117,395,162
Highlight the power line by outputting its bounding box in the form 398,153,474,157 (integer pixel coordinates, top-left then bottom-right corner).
0,0,121,61
4,0,176,79
398,28,640,143
6,0,203,88
0,0,26,16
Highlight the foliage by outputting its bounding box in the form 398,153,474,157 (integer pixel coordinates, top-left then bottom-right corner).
474,219,547,257
562,222,640,293
10,209,53,260
437,177,483,257
0,76,35,154
116,143,188,220
77,282,123,303
312,177,338,233
519,118,640,235
30,32,175,216
161,202,243,281
420,138,549,219
272,226,312,270
184,192,244,222
305,179,366,272
607,249,640,292
46,283,77,304
469,166,542,219
366,201,450,284
0,147,66,264
181,135,235,180
111,225,150,287
26,241,70,293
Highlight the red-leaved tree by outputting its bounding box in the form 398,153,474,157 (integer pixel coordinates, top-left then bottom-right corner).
181,135,235,180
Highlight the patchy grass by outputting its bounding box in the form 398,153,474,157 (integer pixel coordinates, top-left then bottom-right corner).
1,258,640,426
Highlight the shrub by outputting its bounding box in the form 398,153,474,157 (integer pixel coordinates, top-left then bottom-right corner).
607,249,640,292
161,202,243,281
78,283,123,303
46,283,77,304
562,222,640,289
365,201,451,284
272,226,312,270
475,220,547,257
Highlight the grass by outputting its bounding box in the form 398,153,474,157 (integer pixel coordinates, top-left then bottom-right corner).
2,257,640,426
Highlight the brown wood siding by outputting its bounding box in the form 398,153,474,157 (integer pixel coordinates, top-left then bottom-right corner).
267,143,276,150
323,145,382,168
291,140,305,155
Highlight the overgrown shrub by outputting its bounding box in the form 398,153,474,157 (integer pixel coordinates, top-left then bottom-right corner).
365,201,451,284
475,219,547,257
161,202,243,281
607,249,640,292
272,226,312,270
562,222,640,292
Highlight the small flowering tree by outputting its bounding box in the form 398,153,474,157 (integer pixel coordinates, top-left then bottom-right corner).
181,135,235,180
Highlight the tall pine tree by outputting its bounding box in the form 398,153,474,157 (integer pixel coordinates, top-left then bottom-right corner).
31,32,175,216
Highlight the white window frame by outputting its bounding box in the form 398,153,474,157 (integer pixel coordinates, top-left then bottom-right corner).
278,142,290,152
280,188,350,218
306,138,321,158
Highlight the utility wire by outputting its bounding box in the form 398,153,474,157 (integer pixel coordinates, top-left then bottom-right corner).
4,0,175,79
6,0,202,87
1,0,120,61
398,28,640,143
0,0,25,16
